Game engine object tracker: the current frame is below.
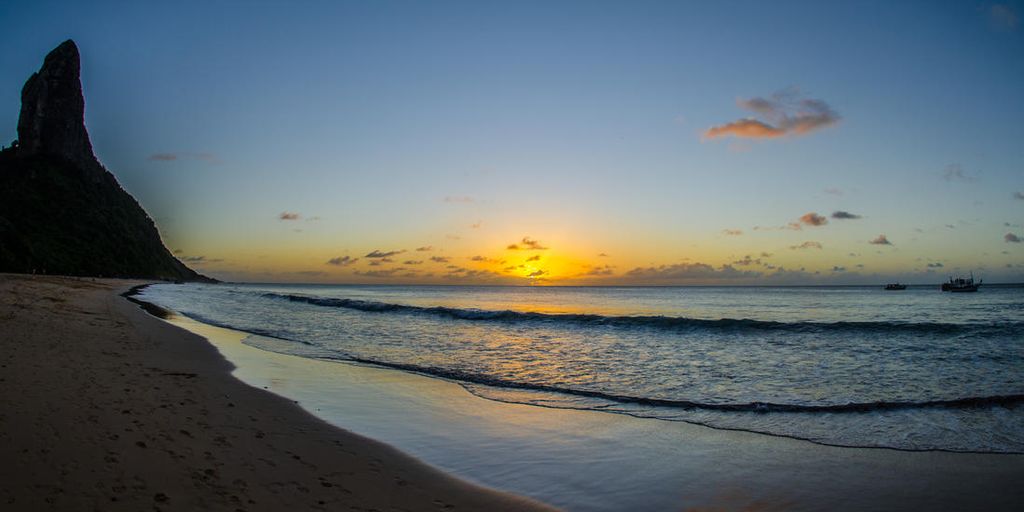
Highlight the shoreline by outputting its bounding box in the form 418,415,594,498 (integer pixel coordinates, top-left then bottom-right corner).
5,274,1024,511
0,274,553,510
135,283,1024,511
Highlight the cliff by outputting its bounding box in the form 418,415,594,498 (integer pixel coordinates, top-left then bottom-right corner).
0,40,214,282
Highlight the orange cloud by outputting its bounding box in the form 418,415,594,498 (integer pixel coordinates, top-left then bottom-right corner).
704,119,784,139
704,89,839,140
799,212,828,226
506,237,547,250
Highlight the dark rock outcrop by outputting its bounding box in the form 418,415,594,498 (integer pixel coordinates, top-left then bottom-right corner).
17,40,99,171
0,40,214,282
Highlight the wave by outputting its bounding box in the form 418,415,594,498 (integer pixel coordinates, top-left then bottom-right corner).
323,354,1024,414
132,288,1024,415
262,292,1013,336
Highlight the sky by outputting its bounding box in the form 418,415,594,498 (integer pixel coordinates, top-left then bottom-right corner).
1,0,1022,285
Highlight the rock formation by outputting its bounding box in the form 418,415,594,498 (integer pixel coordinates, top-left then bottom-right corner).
0,40,214,282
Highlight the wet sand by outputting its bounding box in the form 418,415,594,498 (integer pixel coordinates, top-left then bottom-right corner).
168,311,1024,512
0,274,552,511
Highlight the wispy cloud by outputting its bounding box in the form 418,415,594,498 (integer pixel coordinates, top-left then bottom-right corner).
354,269,402,278
430,256,451,263
722,229,743,236
927,262,944,268
583,265,615,276
326,256,358,266
732,255,763,266
443,196,474,203
470,255,504,263
506,237,548,250
1014,191,1024,200
148,152,220,163
415,246,434,252
869,234,893,245
823,187,843,196
832,266,846,272
1006,233,1022,243
178,255,223,264
365,249,405,258
279,211,301,221
790,241,823,250
942,164,979,183
525,255,541,262
403,260,424,265
831,210,861,220
704,88,839,140
597,252,610,257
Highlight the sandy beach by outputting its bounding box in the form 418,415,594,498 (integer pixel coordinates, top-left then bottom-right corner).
0,274,551,511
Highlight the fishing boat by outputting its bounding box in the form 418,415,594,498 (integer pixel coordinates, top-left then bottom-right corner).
884,283,907,290
941,274,981,293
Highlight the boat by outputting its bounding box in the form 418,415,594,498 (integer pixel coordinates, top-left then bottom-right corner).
941,274,981,292
884,283,907,290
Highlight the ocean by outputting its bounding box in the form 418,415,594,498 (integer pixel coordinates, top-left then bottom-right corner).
137,282,1024,454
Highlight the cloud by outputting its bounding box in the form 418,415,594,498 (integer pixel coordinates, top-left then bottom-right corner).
415,246,434,252
470,222,482,229
831,210,861,220
869,234,893,245
823,188,843,196
526,270,547,278
279,211,301,221
354,269,402,278
326,256,358,266
625,262,760,281
732,255,763,266
1006,233,1022,243
293,270,326,277
506,237,548,250
149,152,220,163
704,119,784,139
443,196,474,203
430,256,451,263
799,212,829,226
722,229,743,236
583,265,615,276
598,252,610,257
526,255,541,262
927,262,944,268
1014,192,1024,200
832,266,846,272
790,241,823,250
704,89,840,140
991,4,1020,30
942,164,979,183
365,249,405,258
470,255,504,263
178,255,223,264
403,260,424,265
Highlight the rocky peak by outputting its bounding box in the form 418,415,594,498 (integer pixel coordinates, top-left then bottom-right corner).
16,39,98,169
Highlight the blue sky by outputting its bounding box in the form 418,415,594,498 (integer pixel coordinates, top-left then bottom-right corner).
1,0,1022,283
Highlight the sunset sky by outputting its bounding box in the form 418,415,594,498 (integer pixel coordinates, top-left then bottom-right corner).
2,0,1022,284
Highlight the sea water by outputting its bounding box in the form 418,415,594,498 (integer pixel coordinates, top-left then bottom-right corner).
137,283,1024,453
